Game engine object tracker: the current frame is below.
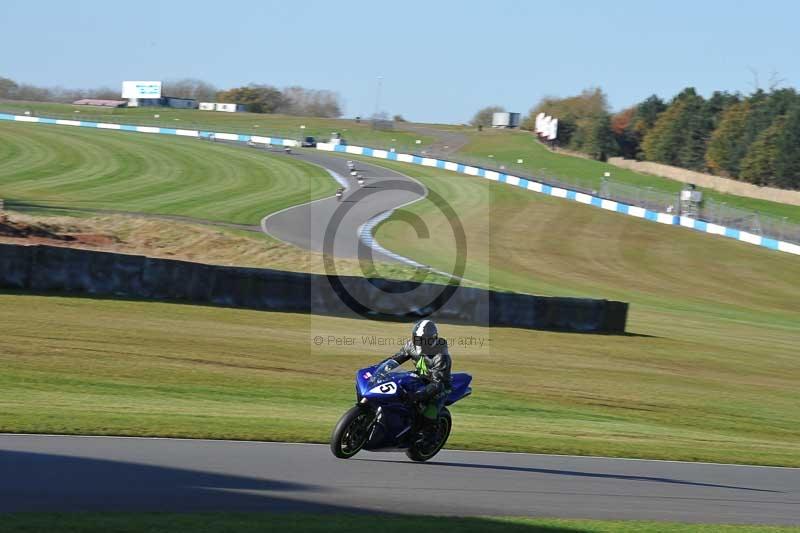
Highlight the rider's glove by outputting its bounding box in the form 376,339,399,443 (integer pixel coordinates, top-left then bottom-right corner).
407,388,427,404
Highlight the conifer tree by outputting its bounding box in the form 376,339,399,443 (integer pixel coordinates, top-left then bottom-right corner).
774,105,800,189
740,116,786,186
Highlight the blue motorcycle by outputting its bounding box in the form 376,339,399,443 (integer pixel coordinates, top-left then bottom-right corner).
330,359,472,462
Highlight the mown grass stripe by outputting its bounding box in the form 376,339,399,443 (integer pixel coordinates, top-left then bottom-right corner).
0,122,335,225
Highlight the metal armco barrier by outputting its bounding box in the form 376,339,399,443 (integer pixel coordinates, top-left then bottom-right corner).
0,244,628,333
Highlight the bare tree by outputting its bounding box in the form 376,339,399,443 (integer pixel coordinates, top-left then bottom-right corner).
282,86,342,117
747,66,761,92
768,70,787,91
0,77,19,98
471,105,505,127
162,78,218,101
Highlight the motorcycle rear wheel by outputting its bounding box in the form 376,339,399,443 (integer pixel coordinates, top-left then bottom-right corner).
330,405,373,459
406,408,452,462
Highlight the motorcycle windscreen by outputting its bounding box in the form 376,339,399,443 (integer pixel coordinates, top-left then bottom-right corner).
356,366,378,397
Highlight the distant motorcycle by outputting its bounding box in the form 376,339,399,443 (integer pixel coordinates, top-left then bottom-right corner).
330,359,472,462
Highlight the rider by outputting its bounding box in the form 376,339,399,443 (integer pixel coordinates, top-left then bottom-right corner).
389,320,452,442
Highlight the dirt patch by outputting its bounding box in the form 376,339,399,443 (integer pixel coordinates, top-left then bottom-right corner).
67,233,118,246
0,212,417,281
0,213,120,247
0,214,75,241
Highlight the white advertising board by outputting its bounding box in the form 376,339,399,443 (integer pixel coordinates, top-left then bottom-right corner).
548,118,558,140
535,112,545,133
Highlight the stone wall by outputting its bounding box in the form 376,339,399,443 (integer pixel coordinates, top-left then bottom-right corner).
0,244,628,333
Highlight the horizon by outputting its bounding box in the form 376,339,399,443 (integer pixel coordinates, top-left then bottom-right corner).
2,0,798,123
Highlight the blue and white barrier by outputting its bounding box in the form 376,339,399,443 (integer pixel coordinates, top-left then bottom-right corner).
2,112,797,256
316,142,800,257
0,113,297,147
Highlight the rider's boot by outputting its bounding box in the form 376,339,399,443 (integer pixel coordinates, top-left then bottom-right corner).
413,410,438,447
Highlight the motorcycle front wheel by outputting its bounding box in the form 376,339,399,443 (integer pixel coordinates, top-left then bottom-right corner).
330,405,374,459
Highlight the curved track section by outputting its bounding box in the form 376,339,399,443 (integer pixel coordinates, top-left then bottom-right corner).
1,435,798,524
262,150,426,264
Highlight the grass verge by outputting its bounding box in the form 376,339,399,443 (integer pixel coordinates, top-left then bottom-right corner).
2,293,799,467
0,513,795,533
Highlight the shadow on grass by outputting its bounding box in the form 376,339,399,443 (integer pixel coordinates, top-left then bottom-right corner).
0,288,640,337
0,513,593,533
605,331,657,338
0,449,584,532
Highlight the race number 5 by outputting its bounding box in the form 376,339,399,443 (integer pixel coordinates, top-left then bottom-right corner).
368,381,398,395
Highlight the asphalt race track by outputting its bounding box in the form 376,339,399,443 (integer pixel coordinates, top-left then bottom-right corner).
262,149,426,263
1,435,798,524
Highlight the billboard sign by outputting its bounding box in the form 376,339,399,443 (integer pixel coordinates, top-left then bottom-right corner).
492,112,510,127
548,118,558,140
541,115,551,136
122,81,162,99
535,112,545,133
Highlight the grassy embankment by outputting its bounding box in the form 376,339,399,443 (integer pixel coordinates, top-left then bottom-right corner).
5,99,794,221
0,120,331,224
456,129,800,223
0,100,435,150
1,117,799,466
0,120,429,279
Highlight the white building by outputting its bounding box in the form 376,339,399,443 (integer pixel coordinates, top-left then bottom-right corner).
492,112,521,128
199,102,247,113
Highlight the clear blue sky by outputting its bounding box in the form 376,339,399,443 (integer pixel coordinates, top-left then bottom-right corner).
2,0,797,123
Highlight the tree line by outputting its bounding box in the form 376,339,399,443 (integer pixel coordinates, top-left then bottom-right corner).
473,86,800,190
0,76,342,118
